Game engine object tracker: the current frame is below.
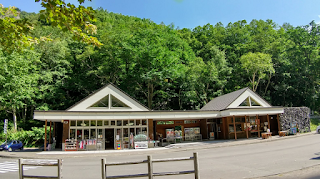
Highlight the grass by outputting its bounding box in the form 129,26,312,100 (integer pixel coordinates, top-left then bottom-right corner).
310,118,320,131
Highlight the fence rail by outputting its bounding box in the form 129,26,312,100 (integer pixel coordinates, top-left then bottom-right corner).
102,152,199,179
19,158,62,179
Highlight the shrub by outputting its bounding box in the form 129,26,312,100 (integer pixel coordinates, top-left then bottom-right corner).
0,126,51,147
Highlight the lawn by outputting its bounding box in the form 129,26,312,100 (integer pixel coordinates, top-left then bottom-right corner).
310,118,320,131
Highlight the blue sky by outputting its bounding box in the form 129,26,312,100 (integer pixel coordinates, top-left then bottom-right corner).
2,0,320,29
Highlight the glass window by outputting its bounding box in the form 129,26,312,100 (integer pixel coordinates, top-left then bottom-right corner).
136,128,141,135
123,128,129,138
90,95,109,107
90,129,96,139
104,120,109,126
136,120,141,126
117,120,122,126
77,129,82,140
142,120,147,125
111,120,115,126
70,121,76,126
97,120,103,126
84,129,89,139
90,120,96,126
83,120,89,126
123,120,128,126
98,129,103,139
111,95,129,107
129,120,134,126
70,129,76,139
142,127,147,135
130,128,135,135
77,120,83,127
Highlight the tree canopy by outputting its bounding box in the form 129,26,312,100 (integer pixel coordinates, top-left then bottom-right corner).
0,6,320,131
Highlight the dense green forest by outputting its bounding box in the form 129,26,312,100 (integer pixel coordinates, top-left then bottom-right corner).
1,8,320,131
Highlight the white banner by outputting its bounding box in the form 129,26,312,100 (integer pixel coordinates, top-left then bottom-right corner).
4,119,8,134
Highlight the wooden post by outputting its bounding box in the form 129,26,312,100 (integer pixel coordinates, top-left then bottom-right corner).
193,152,200,179
222,117,226,139
44,120,47,151
233,116,237,140
49,121,52,144
147,155,153,179
277,114,281,133
267,114,270,131
256,115,260,138
19,158,23,179
58,159,62,179
101,159,106,179
245,115,248,139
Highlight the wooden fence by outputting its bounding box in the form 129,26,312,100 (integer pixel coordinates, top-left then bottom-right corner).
101,152,199,179
18,158,62,179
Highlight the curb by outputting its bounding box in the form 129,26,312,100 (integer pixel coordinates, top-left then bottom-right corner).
0,131,316,159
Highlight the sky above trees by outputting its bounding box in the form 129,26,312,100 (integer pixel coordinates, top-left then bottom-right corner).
2,0,320,29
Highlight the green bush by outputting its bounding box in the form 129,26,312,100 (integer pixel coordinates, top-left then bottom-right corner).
310,118,320,131
0,126,51,147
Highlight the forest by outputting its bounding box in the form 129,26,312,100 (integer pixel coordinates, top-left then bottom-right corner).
0,7,320,132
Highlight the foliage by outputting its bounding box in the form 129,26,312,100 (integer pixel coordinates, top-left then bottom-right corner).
0,0,101,53
0,8,320,131
240,52,274,92
0,126,50,147
310,118,320,131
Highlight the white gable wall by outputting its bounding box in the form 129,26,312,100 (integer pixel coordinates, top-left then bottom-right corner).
67,85,149,111
227,90,271,108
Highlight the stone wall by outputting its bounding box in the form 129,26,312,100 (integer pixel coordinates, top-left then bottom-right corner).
279,107,310,132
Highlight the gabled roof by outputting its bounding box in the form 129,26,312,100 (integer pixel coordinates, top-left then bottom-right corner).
66,83,149,112
200,87,272,111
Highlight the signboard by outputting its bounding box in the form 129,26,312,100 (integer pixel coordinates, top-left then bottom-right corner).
134,141,148,149
4,119,8,134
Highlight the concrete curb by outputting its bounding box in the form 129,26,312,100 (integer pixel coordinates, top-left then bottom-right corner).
0,131,316,159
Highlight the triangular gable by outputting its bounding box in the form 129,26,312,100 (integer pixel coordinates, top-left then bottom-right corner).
228,88,271,108
67,84,149,111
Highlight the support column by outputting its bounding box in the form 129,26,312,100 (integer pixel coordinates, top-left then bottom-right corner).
44,120,47,151
245,115,248,139
267,114,270,131
62,120,69,151
233,115,237,140
277,114,281,132
148,119,154,140
256,114,260,138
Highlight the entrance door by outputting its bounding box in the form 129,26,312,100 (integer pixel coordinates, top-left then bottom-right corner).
105,129,114,149
207,123,216,139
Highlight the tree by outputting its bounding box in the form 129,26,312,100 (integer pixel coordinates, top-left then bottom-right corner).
0,0,101,52
240,52,274,92
0,50,40,130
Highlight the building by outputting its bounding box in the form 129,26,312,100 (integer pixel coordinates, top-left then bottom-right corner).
33,84,284,150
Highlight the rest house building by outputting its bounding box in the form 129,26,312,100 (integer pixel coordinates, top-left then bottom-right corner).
33,84,284,150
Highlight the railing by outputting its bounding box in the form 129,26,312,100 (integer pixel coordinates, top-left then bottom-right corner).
19,158,62,179
101,152,199,179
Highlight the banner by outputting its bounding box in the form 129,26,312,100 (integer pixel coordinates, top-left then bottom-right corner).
4,119,8,134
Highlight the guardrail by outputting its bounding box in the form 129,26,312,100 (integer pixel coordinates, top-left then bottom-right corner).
18,158,62,179
101,152,199,179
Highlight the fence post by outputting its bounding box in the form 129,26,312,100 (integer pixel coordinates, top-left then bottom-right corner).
147,155,153,179
193,152,200,179
19,158,23,179
101,158,106,179
58,159,62,179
